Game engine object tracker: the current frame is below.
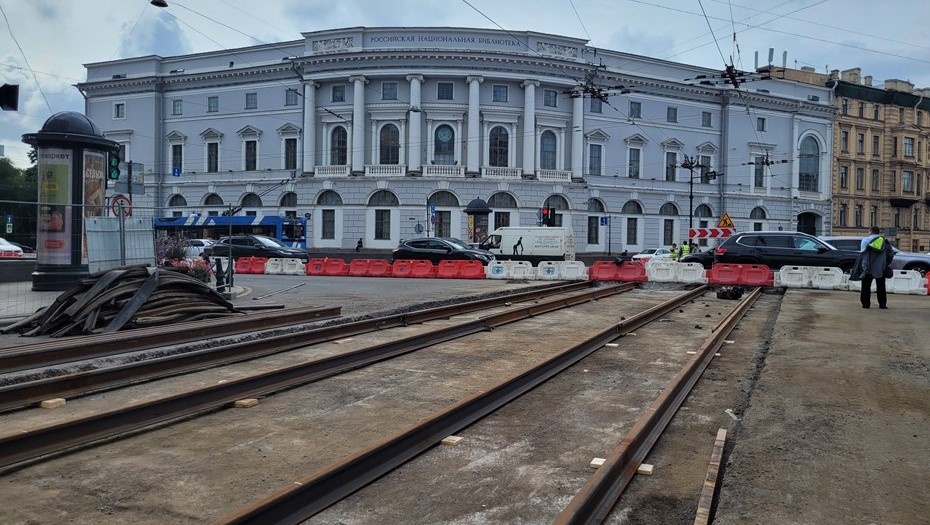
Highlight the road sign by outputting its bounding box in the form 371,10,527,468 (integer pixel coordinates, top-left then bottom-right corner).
717,212,734,228
689,227,734,239
172,167,181,177
5,223,11,234
5,214,11,223
111,194,132,217
600,216,608,226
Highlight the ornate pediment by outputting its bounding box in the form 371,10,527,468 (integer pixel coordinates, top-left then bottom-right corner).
199,127,223,140
237,125,263,138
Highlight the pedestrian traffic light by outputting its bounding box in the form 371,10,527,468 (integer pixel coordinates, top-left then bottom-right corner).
108,152,121,180
541,207,556,226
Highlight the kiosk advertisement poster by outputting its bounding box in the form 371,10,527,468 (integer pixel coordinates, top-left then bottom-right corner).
83,150,106,264
37,148,72,265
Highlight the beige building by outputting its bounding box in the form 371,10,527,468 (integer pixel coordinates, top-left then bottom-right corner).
766,66,930,251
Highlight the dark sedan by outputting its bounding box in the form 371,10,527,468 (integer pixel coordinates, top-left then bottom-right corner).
203,235,310,262
714,231,858,271
392,237,495,265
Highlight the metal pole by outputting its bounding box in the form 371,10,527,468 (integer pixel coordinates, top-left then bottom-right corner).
227,204,234,290
118,203,126,266
689,170,694,232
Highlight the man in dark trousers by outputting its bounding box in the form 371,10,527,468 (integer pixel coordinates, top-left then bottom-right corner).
856,226,895,309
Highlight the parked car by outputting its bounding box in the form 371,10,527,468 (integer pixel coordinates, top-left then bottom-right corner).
7,241,34,253
713,231,858,271
203,235,310,262
631,248,672,261
820,236,930,276
0,237,24,258
392,237,495,265
186,239,214,257
681,250,715,269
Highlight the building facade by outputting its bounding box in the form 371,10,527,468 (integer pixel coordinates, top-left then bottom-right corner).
78,27,835,253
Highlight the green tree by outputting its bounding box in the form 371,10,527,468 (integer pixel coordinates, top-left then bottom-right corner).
0,150,38,247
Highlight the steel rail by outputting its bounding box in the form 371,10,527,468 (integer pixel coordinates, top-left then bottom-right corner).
0,282,632,470
554,287,762,525
0,305,342,374
0,282,594,413
209,285,709,525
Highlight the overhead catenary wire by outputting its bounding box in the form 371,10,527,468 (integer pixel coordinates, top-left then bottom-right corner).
0,2,53,114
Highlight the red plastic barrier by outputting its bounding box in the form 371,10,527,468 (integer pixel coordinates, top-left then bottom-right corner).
366,259,392,277
459,260,487,279
589,260,621,281
391,259,414,278
348,259,370,277
249,257,268,274
410,260,437,278
741,264,775,287
707,263,741,285
306,258,328,276
615,260,648,282
322,258,349,276
436,260,461,278
235,256,255,274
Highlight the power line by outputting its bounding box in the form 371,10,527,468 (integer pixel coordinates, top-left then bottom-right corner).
0,2,52,114
696,0,728,66
568,0,592,42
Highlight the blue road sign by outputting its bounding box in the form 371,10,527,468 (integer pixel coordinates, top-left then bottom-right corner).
5,214,11,223
600,216,608,226
172,167,181,177
428,203,436,214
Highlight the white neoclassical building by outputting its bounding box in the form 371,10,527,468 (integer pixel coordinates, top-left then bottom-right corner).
79,26,836,253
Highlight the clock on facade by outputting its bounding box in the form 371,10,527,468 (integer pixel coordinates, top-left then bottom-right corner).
437,127,452,142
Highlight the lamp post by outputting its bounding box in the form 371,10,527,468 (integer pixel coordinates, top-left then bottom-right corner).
679,155,704,234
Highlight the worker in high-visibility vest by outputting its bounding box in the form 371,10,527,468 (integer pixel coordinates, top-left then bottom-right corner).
678,240,690,261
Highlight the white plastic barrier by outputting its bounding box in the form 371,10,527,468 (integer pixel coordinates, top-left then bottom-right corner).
887,270,928,295
510,261,537,280
536,261,562,280
486,261,509,279
847,278,875,293
560,261,588,281
775,266,812,288
811,267,848,290
645,259,679,282
264,257,284,275
282,258,306,275
678,262,708,284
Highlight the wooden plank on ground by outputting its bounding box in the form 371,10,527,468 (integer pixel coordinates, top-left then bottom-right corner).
693,428,728,525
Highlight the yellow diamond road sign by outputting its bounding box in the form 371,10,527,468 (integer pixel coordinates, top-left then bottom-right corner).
717,212,734,228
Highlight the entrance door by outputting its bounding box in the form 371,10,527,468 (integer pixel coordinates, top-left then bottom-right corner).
796,212,817,235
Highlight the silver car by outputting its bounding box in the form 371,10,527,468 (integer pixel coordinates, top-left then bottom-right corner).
820,236,930,276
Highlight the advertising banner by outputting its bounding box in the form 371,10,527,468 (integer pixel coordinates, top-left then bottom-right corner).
83,150,106,264
37,148,73,265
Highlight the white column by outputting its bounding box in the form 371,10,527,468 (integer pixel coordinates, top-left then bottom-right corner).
302,81,318,174
455,120,463,165
522,80,539,177
407,74,423,173
350,75,367,174
572,89,584,178
467,76,483,174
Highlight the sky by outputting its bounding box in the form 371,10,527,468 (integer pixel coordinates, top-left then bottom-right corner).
1,0,929,169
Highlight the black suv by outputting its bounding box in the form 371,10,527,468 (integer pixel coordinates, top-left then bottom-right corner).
392,237,495,265
714,231,857,271
203,235,310,262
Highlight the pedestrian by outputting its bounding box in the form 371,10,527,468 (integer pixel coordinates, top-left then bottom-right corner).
678,239,691,261
355,238,363,252
670,243,679,261
852,226,895,309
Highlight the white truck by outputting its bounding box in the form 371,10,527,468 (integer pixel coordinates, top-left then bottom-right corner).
478,227,575,265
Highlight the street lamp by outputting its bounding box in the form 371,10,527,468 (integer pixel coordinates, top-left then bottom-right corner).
674,155,721,240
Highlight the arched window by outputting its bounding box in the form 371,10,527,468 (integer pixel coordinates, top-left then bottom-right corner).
488,192,517,208
279,192,297,207
660,202,679,215
317,190,343,206
434,125,454,165
799,136,820,192
622,201,643,214
168,194,187,207
203,193,223,206
241,193,262,207
694,204,713,217
544,195,569,210
379,124,400,165
331,126,348,165
540,130,557,170
750,207,767,219
428,190,459,207
587,198,605,213
489,126,508,167
368,190,399,207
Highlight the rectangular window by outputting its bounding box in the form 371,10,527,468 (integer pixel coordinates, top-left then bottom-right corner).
665,151,677,181
856,133,864,154
839,204,847,227
587,216,599,244
753,222,763,231
754,156,765,188
756,117,766,132
904,137,915,157
114,102,125,119
895,208,901,228
903,170,913,192
321,210,335,239
332,85,345,102
891,170,897,191
588,144,602,176
494,212,510,230
858,102,865,118
841,131,849,151
702,111,712,127
872,135,879,156
870,206,877,227
381,82,397,100
841,99,848,115
207,96,219,113
893,137,898,157
437,82,454,100
374,209,391,240
899,107,905,123
590,98,602,113
207,142,218,173
285,138,297,170
492,85,508,102
666,107,677,122
871,169,880,191
171,144,182,172
663,219,674,246
627,148,640,178
172,99,182,116
700,155,713,183
245,140,257,171
855,205,863,227
285,89,298,106
839,166,848,188
919,112,924,127
629,101,641,118
856,168,864,190
245,92,257,109
543,89,558,107
626,218,638,246
873,105,880,120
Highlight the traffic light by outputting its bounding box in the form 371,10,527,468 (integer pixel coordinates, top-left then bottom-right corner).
0,84,18,111
541,207,557,226
108,152,121,180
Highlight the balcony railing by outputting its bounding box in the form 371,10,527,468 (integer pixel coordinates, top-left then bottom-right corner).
422,165,466,178
481,166,522,179
537,169,572,182
314,165,350,178
365,165,407,177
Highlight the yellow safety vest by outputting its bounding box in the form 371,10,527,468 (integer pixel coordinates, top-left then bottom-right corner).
867,236,884,251
680,244,690,259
